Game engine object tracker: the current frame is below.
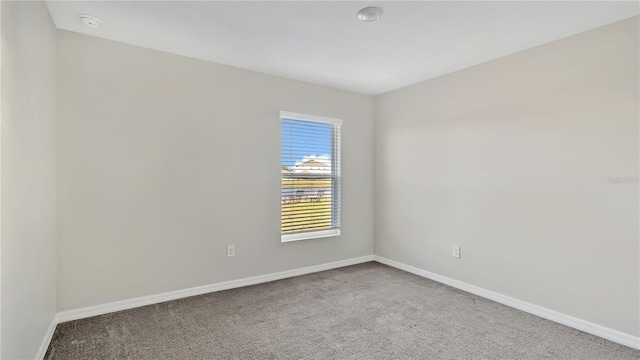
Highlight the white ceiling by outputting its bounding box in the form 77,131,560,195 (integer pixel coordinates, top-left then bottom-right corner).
46,1,639,95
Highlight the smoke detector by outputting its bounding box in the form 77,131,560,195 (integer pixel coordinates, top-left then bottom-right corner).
357,7,383,23
78,14,100,28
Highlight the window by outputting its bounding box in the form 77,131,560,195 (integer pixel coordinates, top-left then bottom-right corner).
280,111,342,242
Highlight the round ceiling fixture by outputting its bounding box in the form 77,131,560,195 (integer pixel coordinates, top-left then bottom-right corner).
78,14,100,28
357,7,383,23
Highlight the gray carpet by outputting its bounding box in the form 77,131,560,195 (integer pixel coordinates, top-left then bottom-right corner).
45,262,639,359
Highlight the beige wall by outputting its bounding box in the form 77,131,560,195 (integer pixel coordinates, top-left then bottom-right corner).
374,16,639,337
1,1,58,358
56,30,375,311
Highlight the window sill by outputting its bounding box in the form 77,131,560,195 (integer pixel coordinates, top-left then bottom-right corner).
281,229,341,243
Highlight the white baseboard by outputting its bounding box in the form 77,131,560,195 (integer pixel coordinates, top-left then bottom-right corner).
373,255,640,350
38,254,639,358
36,316,58,360
55,255,374,325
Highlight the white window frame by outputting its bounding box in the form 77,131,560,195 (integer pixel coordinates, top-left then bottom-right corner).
280,111,342,243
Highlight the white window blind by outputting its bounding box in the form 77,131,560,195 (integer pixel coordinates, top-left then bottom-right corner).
281,111,341,242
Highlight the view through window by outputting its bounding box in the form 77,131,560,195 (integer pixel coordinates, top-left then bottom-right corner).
281,112,341,241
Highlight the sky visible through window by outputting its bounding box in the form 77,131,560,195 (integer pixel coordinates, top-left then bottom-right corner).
281,119,332,169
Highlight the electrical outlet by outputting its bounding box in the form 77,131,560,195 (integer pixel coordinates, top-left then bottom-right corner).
452,245,461,259
227,245,235,258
